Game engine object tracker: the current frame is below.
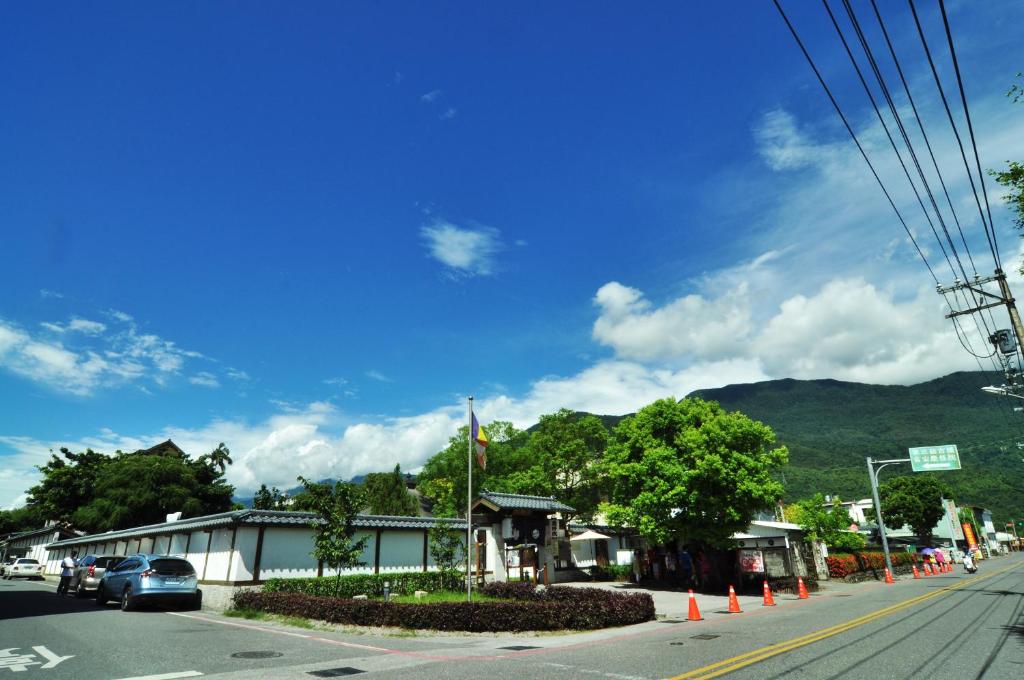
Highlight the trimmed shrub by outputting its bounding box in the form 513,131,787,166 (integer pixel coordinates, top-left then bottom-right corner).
233,583,655,631
826,551,919,579
263,570,462,599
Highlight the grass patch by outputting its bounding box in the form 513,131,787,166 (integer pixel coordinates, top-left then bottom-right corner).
224,607,316,630
386,590,508,605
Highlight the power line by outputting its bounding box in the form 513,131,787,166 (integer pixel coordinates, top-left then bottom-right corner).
938,0,1001,269
837,0,1000,362
907,0,1001,271
771,0,939,284
825,0,1001,363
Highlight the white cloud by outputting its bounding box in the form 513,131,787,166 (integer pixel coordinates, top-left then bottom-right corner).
0,312,206,396
440,107,458,120
421,220,503,277
226,368,250,381
189,372,220,388
68,318,107,335
323,377,348,386
365,370,393,383
420,89,442,103
39,289,64,299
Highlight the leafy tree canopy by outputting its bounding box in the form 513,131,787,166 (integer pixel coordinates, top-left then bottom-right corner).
362,464,418,516
879,474,951,546
502,409,608,522
599,397,788,547
0,506,44,536
417,420,529,516
252,484,289,510
25,443,235,533
790,493,865,551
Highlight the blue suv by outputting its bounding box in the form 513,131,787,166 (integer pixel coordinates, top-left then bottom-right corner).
96,554,201,611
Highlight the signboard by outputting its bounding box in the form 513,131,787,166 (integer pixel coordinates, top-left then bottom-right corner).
945,499,965,540
908,445,961,471
738,549,764,573
963,522,979,553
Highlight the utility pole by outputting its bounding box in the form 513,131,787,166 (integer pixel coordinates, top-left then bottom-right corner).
938,269,1024,388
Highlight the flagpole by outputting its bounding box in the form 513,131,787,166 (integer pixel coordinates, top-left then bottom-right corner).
467,395,473,603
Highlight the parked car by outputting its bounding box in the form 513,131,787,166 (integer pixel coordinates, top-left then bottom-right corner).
96,554,201,611
68,554,126,597
3,558,44,580
0,558,17,577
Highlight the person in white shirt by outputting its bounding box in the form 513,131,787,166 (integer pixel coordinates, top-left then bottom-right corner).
57,551,78,596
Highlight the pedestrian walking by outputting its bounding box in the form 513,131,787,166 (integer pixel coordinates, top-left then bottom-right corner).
57,551,77,596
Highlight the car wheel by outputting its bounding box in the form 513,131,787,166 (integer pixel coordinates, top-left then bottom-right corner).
96,585,108,606
121,584,135,612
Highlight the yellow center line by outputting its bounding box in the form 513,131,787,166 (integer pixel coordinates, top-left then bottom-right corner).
668,561,1021,680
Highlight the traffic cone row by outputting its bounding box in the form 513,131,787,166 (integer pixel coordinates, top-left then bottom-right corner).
687,589,703,621
762,580,776,606
796,576,809,599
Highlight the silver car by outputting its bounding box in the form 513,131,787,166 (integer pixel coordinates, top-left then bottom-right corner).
95,554,201,611
68,554,126,597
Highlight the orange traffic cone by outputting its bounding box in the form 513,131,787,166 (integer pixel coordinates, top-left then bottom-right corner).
727,585,742,613
762,580,776,606
796,576,809,599
912,565,921,579
944,563,951,573
922,564,930,576
884,568,895,584
687,589,704,621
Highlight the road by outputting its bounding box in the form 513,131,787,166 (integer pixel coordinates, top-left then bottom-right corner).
2,554,1022,679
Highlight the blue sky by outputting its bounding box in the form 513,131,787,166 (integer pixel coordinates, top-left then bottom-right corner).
2,1,1023,507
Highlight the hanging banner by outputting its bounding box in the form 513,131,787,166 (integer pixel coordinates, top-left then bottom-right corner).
738,549,765,573
945,500,964,540
963,522,979,553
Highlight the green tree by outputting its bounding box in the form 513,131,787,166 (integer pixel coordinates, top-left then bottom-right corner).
879,475,951,546
26,444,235,533
26,448,109,524
297,476,369,596
0,506,43,535
792,494,865,551
252,484,288,510
200,442,233,474
504,409,608,522
362,464,418,516
417,420,530,516
423,477,465,572
600,397,788,546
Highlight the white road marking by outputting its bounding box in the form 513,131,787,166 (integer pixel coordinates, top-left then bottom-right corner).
31,646,73,669
111,672,203,680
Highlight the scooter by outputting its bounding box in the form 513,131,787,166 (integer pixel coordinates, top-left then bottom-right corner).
963,559,977,574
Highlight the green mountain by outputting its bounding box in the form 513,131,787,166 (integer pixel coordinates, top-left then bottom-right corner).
688,371,1024,522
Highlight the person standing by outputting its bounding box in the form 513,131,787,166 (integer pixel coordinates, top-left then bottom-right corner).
57,551,77,596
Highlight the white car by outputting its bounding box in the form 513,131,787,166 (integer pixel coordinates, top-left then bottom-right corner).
3,558,44,580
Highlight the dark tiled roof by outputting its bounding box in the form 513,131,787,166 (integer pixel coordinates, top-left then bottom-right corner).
45,510,467,549
477,491,575,513
1,525,73,544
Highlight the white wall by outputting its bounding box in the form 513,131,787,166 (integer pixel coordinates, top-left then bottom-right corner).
153,536,170,555
139,536,155,555
229,527,260,581
169,533,188,557
378,530,424,572
205,528,236,581
258,528,318,580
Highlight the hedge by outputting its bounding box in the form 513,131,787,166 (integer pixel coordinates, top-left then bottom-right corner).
826,551,919,579
233,583,655,631
262,570,462,599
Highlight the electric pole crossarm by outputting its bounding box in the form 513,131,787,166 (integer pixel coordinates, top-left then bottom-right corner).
945,301,1006,319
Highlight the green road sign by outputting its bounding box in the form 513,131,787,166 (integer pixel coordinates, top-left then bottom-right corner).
908,444,961,472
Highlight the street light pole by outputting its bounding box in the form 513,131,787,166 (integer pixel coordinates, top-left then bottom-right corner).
866,456,910,578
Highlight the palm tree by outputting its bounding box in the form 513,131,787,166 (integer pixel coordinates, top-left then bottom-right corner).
206,443,233,474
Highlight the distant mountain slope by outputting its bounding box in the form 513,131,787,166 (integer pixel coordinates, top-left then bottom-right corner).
689,371,1024,521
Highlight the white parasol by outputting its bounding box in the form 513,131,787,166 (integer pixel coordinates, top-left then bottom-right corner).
570,529,612,542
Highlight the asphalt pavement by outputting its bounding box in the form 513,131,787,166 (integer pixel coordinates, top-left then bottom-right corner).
2,554,1022,679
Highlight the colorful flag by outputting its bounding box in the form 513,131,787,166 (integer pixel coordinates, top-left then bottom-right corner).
471,414,488,469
